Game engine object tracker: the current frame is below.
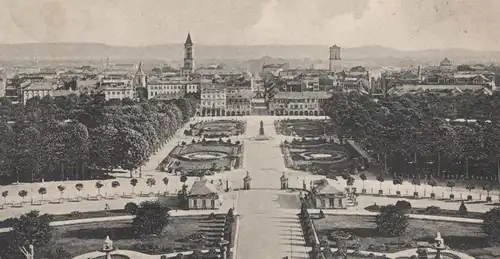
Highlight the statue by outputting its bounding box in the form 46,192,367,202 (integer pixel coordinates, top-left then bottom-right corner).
103,235,114,251
259,120,265,135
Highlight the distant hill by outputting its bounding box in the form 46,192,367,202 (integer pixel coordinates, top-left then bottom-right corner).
1,43,499,68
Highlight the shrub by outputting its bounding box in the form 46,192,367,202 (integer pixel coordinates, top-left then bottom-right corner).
458,201,468,215
425,206,442,215
365,203,381,211
132,201,170,236
394,200,412,211
376,205,409,237
482,207,500,245
46,247,72,259
69,211,82,217
184,129,192,136
319,209,325,218
125,202,139,215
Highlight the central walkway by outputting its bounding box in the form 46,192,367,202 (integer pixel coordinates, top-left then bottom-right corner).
235,117,309,259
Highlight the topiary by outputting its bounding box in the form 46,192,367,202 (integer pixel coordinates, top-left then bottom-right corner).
394,200,412,211
425,206,442,215
125,202,138,215
376,205,409,237
458,201,468,215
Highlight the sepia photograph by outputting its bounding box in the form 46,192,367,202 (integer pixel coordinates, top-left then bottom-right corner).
1,0,500,259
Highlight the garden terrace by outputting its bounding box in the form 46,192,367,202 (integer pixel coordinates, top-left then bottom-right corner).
281,138,352,175
313,214,494,257
158,140,243,175
184,120,246,138
274,119,333,137
0,215,228,258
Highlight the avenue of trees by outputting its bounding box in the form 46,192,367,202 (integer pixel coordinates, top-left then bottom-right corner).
0,94,198,184
323,91,500,180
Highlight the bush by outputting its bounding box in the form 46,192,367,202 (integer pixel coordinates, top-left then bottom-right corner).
394,200,412,211
458,201,468,215
69,211,82,217
184,129,192,136
132,201,170,236
425,206,442,215
45,246,72,259
125,202,139,215
365,203,381,211
376,205,409,237
482,207,500,245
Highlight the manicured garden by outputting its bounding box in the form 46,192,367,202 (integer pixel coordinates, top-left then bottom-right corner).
314,214,485,254
0,201,237,259
281,137,352,174
158,139,243,175
274,119,332,137
184,120,246,138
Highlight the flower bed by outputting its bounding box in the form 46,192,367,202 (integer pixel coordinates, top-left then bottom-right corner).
186,120,245,138
275,119,331,137
158,141,243,173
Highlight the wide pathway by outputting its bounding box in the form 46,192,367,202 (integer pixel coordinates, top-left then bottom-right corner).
235,117,309,259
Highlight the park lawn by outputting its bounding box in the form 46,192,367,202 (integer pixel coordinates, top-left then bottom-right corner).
46,215,224,257
0,209,130,228
313,215,491,255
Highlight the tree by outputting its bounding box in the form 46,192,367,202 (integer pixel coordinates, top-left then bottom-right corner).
447,181,455,194
57,185,66,200
125,202,138,215
482,207,500,245
10,210,54,248
111,181,120,196
483,183,493,201
75,183,84,199
2,191,8,205
162,177,169,192
359,173,367,191
117,128,151,178
130,178,138,194
392,176,403,193
346,177,355,189
38,187,47,202
411,177,421,194
466,182,475,199
132,201,170,236
146,178,156,194
427,178,438,196
376,174,385,193
19,190,28,203
376,205,409,237
95,181,104,196
180,175,188,186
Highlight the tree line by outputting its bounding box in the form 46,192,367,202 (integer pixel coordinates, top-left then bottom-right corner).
322,91,500,180
0,94,198,184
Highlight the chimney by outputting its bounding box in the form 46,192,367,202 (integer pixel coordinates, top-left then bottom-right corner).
417,66,421,81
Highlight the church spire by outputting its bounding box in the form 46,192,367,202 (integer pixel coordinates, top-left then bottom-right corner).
185,32,193,46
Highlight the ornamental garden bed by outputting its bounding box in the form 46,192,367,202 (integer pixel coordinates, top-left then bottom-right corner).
364,203,484,220
313,215,491,256
5,215,227,258
281,138,352,174
275,119,332,137
184,120,245,138
158,140,243,175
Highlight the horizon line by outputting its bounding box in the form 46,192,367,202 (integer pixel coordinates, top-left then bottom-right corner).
0,42,491,52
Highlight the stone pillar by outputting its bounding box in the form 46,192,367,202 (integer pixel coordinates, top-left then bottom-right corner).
243,172,252,190
280,172,289,190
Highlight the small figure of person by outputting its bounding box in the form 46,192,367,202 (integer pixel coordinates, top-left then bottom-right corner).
105,203,110,215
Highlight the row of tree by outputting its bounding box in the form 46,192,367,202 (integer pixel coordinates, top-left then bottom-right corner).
322,91,500,179
0,94,198,183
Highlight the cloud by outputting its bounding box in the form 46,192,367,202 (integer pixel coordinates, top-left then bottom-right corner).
0,0,499,50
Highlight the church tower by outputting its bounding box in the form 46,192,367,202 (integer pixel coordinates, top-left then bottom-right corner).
182,33,194,75
134,61,146,88
329,45,342,72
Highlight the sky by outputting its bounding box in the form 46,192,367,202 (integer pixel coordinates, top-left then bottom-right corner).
0,0,499,51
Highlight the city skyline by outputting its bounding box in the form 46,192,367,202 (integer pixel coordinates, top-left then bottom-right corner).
0,0,499,51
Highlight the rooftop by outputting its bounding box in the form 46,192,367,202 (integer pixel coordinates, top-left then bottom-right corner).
188,179,220,196
274,91,332,99
23,82,56,91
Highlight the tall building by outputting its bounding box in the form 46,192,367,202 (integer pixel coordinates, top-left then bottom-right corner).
182,33,195,76
134,61,146,88
329,45,342,72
